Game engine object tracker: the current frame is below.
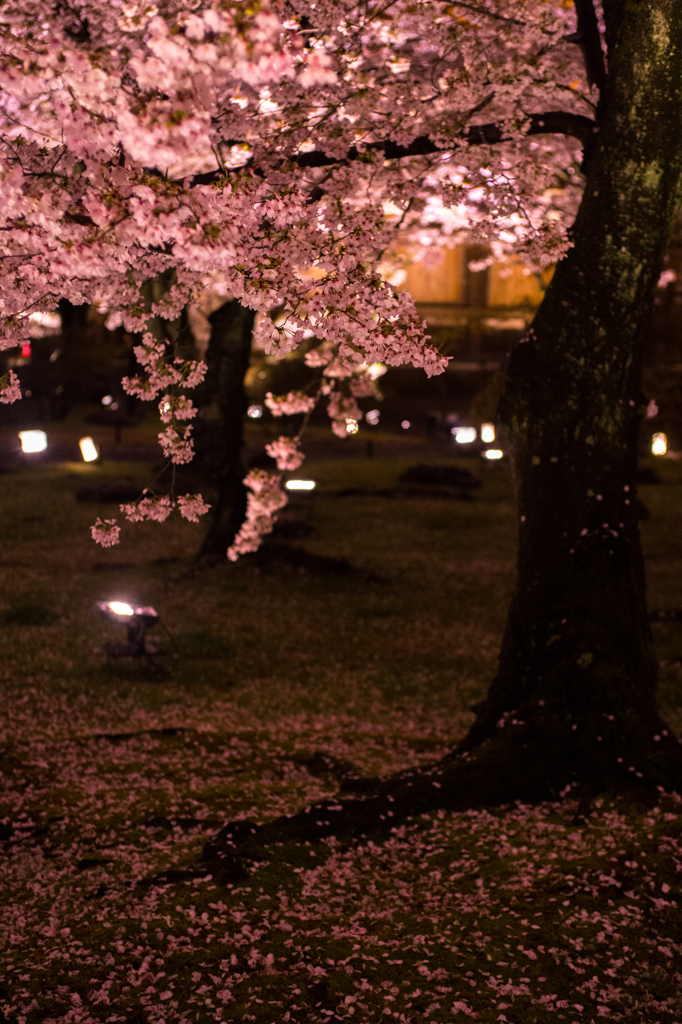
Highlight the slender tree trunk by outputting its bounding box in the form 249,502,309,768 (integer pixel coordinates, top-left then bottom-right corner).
57,299,90,412
194,300,255,558
137,275,255,556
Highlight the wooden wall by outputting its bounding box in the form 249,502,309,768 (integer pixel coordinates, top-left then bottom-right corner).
399,245,553,308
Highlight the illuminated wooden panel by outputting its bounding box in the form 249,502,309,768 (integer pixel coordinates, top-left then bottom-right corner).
396,244,555,307
488,260,554,307
399,246,465,303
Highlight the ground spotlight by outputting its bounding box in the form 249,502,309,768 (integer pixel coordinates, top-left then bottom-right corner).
79,436,99,462
18,429,47,453
481,423,495,443
96,600,160,658
452,426,477,444
482,449,504,460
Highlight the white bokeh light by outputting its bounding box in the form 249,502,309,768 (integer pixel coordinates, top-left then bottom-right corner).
652,432,667,455
18,430,47,453
286,479,316,491
79,436,99,462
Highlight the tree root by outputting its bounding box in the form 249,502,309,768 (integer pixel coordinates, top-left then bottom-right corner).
199,714,682,884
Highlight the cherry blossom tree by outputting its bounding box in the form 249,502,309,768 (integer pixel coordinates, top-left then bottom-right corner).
1,0,682,846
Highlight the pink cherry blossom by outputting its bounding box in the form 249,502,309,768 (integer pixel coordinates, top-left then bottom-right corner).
227,469,288,560
90,518,121,547
158,424,195,464
158,394,198,424
120,495,173,523
264,391,317,417
265,436,305,471
0,369,21,404
177,492,211,522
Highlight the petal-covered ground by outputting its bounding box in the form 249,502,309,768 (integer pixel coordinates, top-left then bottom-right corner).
3,687,682,1023
1,449,682,1022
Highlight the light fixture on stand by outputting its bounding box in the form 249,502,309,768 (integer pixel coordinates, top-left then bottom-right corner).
96,600,162,662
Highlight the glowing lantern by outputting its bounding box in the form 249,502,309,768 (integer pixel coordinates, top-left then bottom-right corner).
79,436,99,462
652,432,667,456
481,422,496,443
18,430,47,453
483,449,504,460
21,342,31,358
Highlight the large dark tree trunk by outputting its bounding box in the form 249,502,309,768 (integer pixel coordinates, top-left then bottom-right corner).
460,0,682,794
194,300,255,558
190,2,682,879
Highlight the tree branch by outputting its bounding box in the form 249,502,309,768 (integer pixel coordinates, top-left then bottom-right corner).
187,111,595,194
293,111,596,169
573,0,607,92
449,1,525,26
196,712,682,885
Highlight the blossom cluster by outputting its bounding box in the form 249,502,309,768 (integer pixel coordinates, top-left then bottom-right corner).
227,469,288,560
264,391,316,417
327,392,364,439
122,336,207,402
0,370,21,404
90,518,121,548
120,494,173,523
264,436,305,471
176,492,212,522
158,394,198,423
158,424,195,464
90,493,211,546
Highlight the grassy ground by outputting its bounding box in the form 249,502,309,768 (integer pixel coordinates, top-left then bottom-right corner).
1,441,682,1023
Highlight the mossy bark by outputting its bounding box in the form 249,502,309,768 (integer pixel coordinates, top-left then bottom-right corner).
462,0,682,795
194,300,255,558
